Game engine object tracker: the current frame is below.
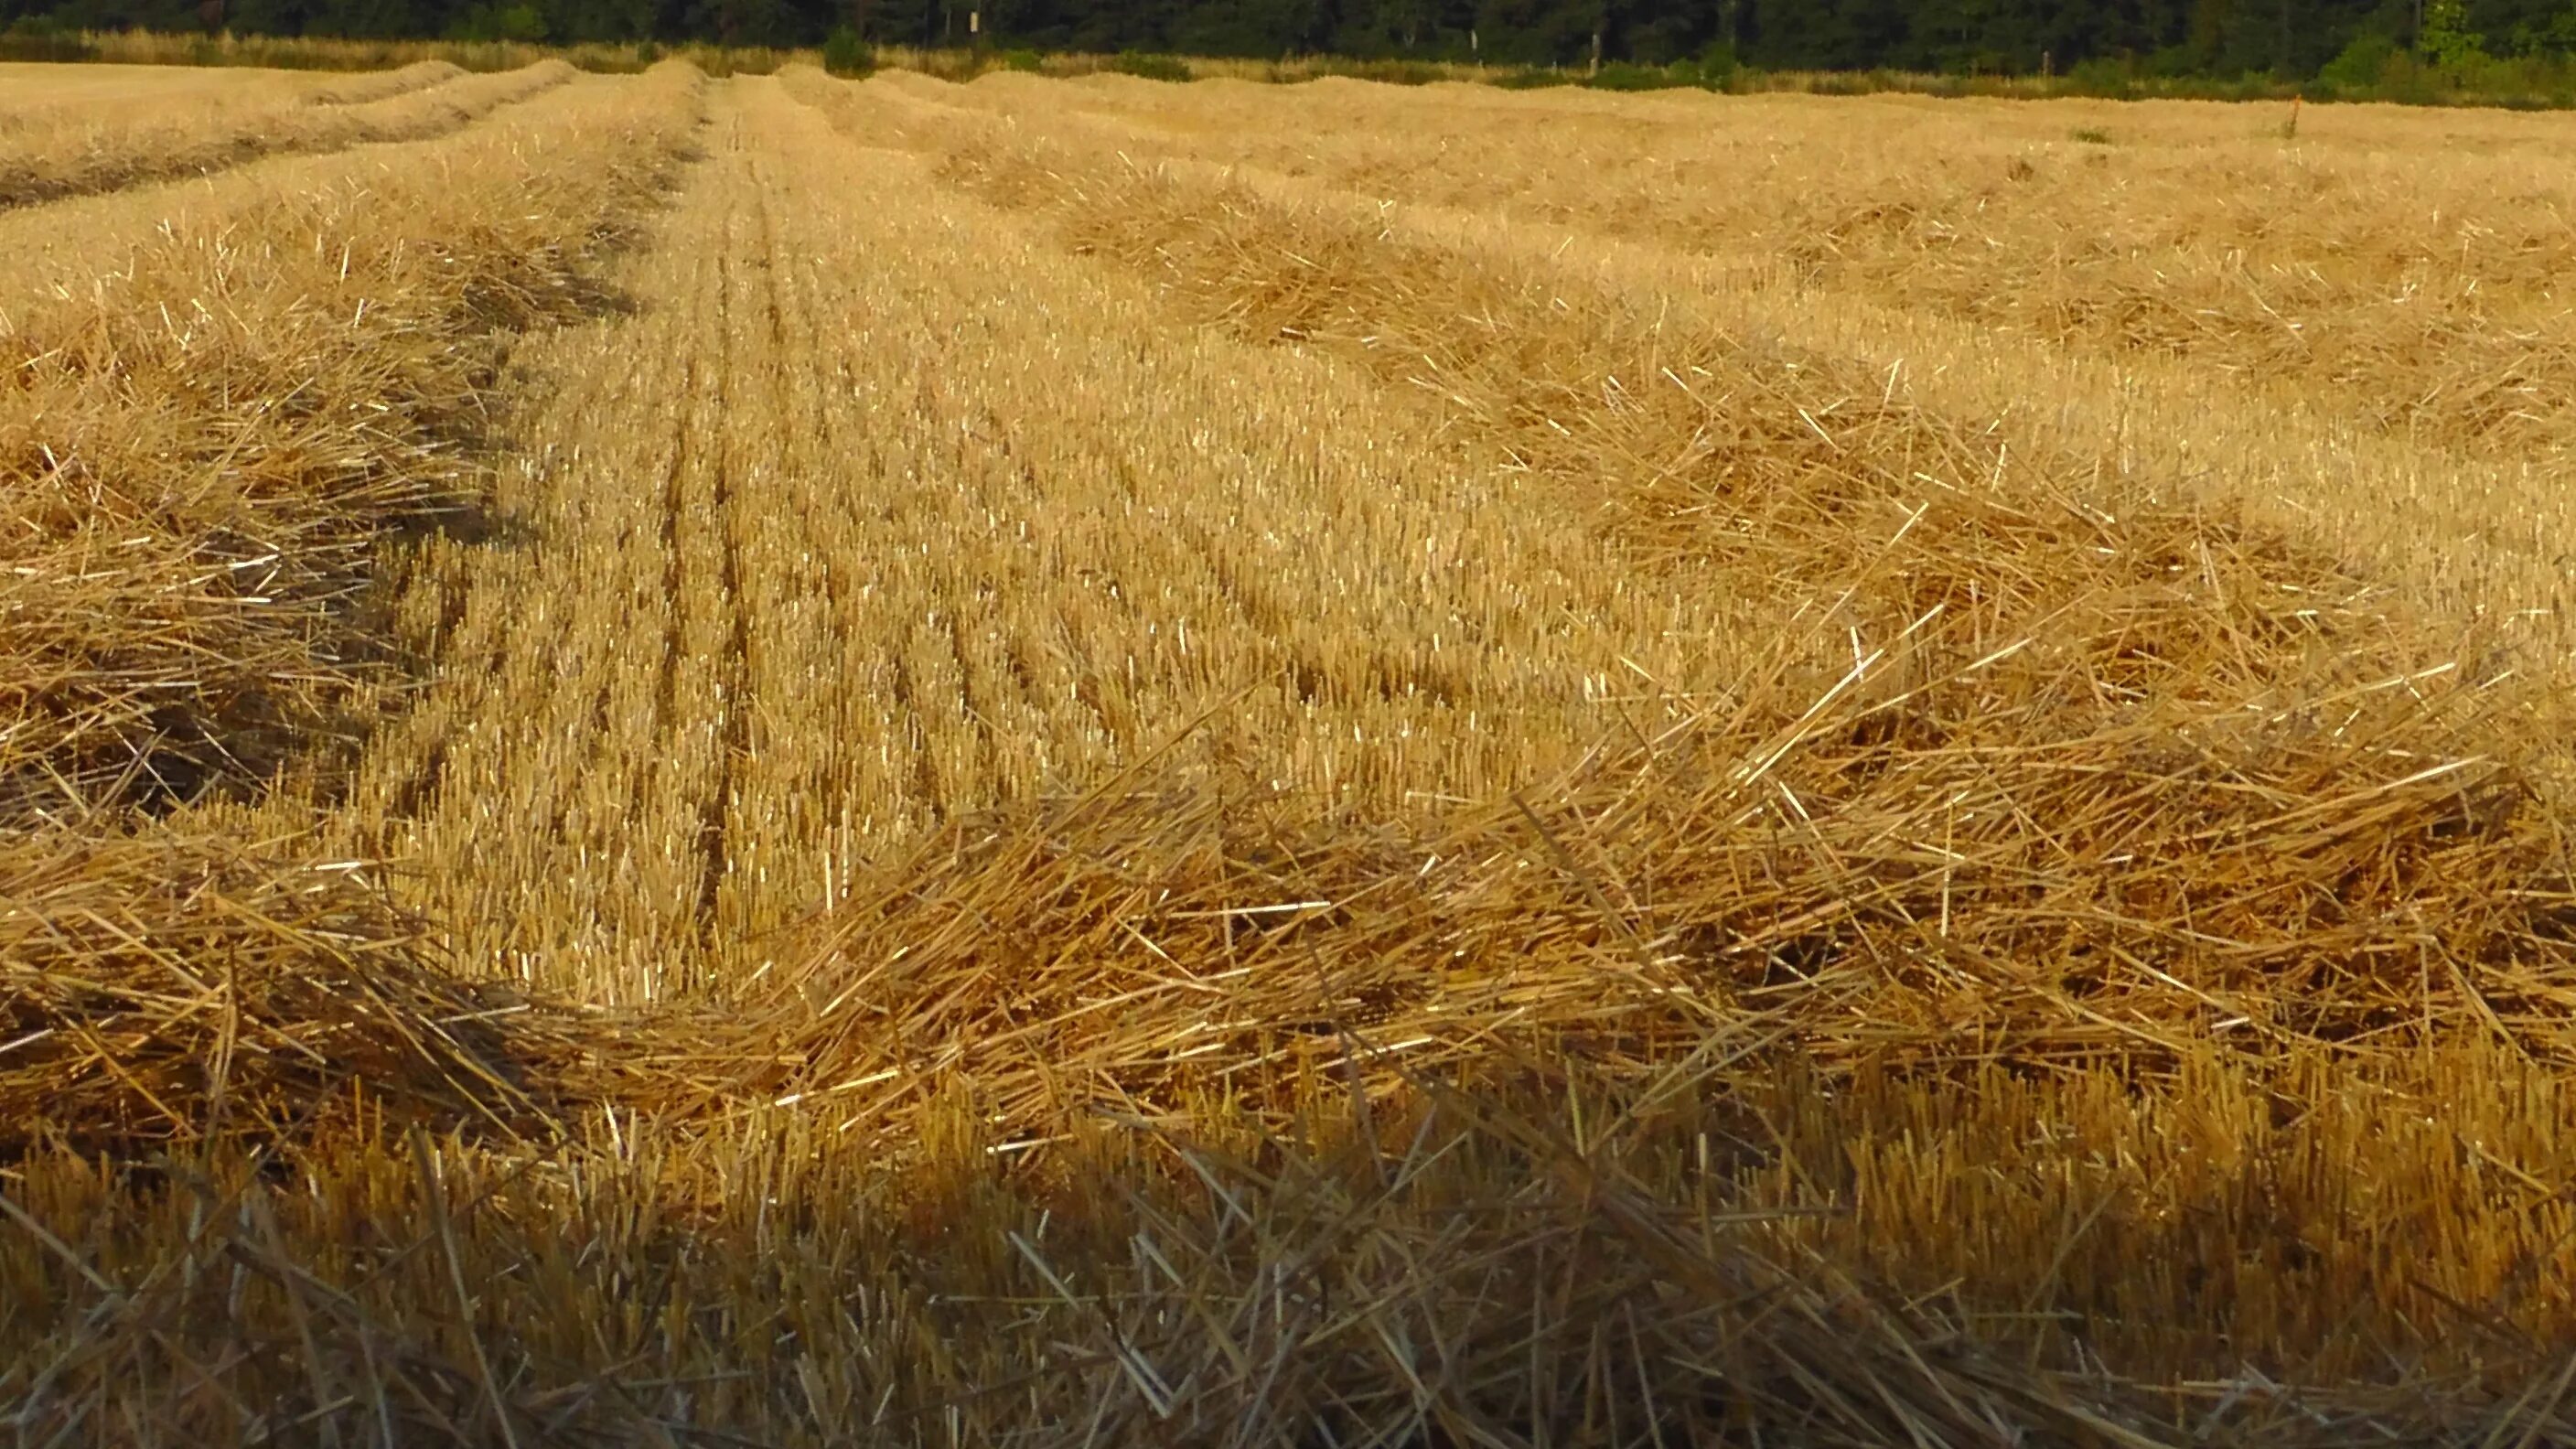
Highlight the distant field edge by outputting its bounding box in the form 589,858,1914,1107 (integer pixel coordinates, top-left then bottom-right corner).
9,25,2575,107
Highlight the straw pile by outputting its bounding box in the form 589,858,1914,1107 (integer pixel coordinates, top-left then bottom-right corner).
0,59,574,209
304,59,470,105
0,823,754,1156
769,682,2572,1154
1787,199,2576,456
0,831,540,1154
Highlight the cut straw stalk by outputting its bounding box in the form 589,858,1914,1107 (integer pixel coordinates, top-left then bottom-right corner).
6,1051,2573,1444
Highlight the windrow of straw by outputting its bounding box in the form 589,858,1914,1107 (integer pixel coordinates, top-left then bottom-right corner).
0,59,574,209
0,63,707,1160
909,71,2576,459
1777,192,2576,458
303,59,469,105
761,683,2575,1149
0,831,537,1154
0,821,751,1156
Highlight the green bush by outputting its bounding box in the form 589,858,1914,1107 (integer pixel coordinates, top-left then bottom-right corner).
821,26,874,77
2317,30,2399,91
1000,47,1042,71
1111,49,1192,81
0,15,98,60
1492,65,1572,88
1342,59,1445,84
1587,59,1685,91
2313,37,2435,102
2066,55,2136,97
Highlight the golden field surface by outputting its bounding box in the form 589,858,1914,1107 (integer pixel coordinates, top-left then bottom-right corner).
5,60,2576,1445
0,59,310,102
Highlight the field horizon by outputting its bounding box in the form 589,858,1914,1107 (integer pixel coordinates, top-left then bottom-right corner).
14,25,2576,109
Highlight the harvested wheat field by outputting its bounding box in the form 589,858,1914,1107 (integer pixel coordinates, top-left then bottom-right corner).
6,58,2576,1445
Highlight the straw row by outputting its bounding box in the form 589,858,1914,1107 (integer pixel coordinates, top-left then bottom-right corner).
304,59,470,106
0,64,707,1155
0,831,535,1154
907,71,2576,458
0,59,574,209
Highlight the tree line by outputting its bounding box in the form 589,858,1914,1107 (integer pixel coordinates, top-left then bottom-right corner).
9,0,2576,82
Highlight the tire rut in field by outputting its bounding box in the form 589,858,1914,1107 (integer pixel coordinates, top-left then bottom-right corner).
696,106,773,968
653,90,761,991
